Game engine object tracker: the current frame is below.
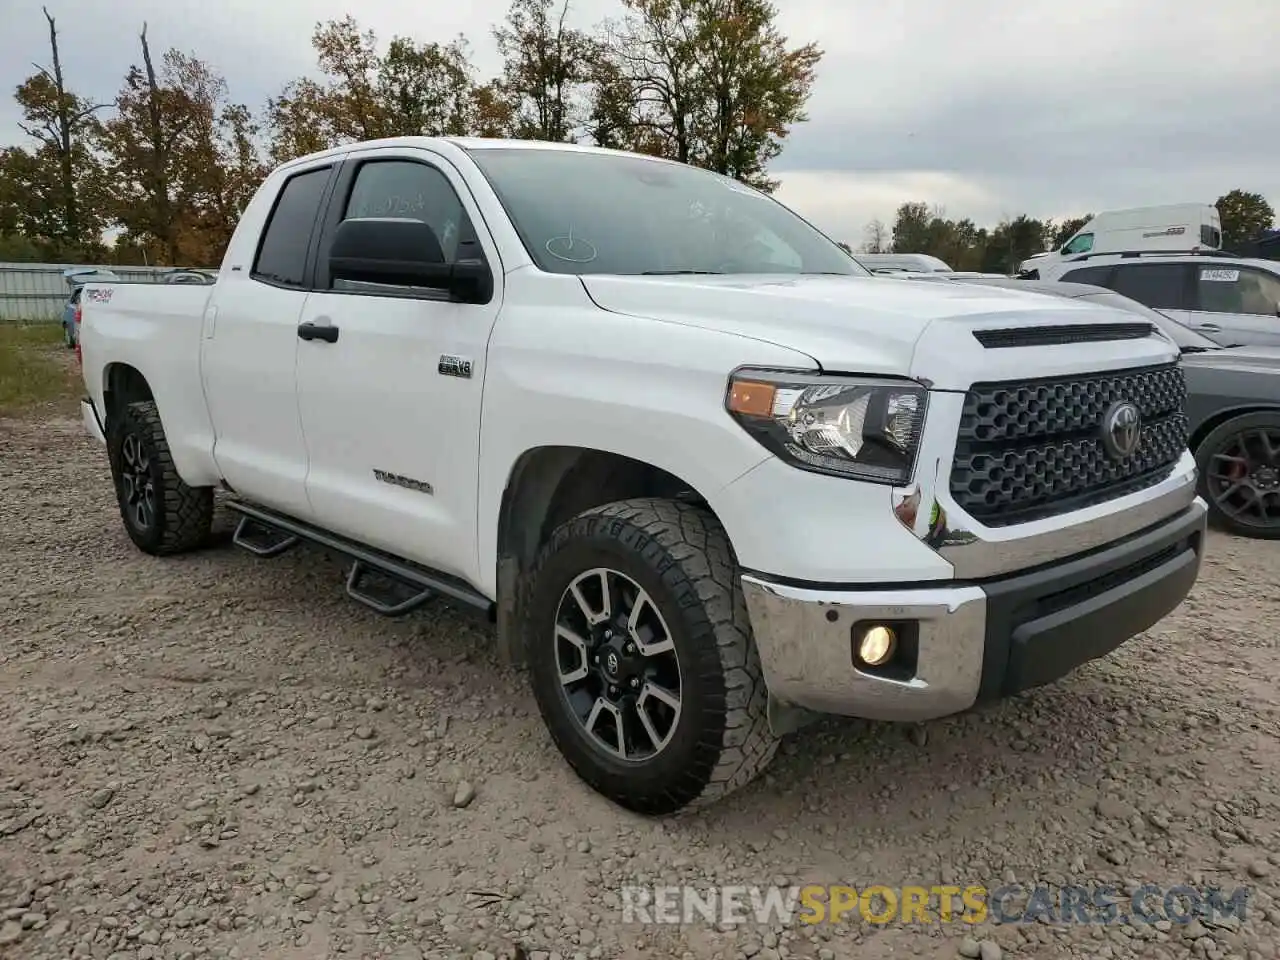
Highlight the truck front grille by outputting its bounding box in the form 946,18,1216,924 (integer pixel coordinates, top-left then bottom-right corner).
949,362,1188,527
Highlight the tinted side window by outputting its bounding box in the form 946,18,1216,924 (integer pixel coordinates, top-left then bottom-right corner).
1059,265,1113,286
1200,225,1222,248
1195,266,1280,316
1108,264,1188,310
343,160,474,265
252,167,332,287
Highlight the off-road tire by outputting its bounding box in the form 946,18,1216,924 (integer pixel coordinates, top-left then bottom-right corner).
524,497,779,815
1195,411,1280,540
107,400,214,555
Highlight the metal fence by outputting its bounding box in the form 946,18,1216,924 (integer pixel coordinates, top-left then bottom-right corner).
0,261,216,322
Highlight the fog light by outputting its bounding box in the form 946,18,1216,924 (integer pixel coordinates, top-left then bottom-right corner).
857,625,896,666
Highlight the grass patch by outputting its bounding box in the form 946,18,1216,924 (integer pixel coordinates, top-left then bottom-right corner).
0,322,80,417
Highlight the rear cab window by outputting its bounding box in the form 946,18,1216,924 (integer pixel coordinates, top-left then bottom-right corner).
252,166,334,288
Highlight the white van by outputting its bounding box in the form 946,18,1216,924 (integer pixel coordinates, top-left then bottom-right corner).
1019,204,1222,276
853,253,953,274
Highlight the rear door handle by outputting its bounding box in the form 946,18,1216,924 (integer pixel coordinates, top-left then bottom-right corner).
1195,322,1221,333
297,321,339,343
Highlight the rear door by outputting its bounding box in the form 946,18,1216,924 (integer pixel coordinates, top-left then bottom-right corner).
1100,262,1195,327
1184,263,1280,347
200,160,338,519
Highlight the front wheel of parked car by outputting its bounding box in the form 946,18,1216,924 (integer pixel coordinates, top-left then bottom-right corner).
1195,411,1280,539
524,498,779,815
107,400,214,555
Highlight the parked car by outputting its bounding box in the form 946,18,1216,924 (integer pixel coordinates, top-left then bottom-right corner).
900,273,1280,539
78,137,1206,814
1021,251,1280,348
852,252,953,273
61,268,118,348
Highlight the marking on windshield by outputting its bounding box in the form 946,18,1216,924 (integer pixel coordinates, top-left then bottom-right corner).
1201,269,1239,282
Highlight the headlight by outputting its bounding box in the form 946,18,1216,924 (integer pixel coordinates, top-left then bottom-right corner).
725,369,928,484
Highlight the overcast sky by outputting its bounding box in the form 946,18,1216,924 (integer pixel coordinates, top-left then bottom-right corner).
2,0,1276,245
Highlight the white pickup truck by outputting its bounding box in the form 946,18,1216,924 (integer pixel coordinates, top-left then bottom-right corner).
79,137,1207,815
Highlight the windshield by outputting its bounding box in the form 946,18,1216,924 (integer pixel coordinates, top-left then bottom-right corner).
465,147,870,278
1079,292,1221,351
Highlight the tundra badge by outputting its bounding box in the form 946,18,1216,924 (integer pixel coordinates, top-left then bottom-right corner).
438,355,473,378
373,469,434,495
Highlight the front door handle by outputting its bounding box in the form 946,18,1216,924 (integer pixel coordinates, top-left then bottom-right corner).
297,321,339,343
1195,322,1222,333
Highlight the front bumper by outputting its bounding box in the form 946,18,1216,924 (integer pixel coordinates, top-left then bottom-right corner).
741,497,1207,722
81,397,106,445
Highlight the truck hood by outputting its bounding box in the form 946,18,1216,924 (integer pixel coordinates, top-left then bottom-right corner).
580,274,1179,390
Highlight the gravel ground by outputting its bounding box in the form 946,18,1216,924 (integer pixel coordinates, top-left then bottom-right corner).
2,412,1279,960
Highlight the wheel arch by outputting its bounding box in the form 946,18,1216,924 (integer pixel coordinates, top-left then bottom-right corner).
101,362,155,431
1189,403,1280,453
493,445,728,666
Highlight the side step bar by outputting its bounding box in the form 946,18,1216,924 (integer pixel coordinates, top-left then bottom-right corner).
224,500,494,620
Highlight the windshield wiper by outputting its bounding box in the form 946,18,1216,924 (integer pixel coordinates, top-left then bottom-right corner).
639,269,724,275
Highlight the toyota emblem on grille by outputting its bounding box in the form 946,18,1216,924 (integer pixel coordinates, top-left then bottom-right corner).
1101,401,1142,459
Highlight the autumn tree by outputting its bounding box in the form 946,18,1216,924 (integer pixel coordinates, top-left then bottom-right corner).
100,25,265,265
494,0,593,141
0,7,109,260
1215,190,1275,250
268,17,493,162
600,0,820,190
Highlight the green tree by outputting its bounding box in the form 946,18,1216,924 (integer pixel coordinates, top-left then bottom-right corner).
981,215,1050,274
1051,213,1092,248
1215,190,1275,249
890,202,932,253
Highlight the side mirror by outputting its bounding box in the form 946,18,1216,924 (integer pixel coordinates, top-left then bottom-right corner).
328,217,493,304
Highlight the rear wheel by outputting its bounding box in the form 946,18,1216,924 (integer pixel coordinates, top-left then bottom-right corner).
524,498,778,815
107,400,214,555
1196,411,1280,539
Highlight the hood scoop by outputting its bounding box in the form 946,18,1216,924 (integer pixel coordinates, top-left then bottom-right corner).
973,321,1155,349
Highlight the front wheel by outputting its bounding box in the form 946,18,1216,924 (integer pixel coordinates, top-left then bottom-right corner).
1195,411,1280,539
107,400,214,555
524,498,778,815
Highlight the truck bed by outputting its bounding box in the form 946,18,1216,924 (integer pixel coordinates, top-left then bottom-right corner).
79,281,219,486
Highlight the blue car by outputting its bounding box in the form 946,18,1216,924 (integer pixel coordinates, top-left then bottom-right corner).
61,268,118,348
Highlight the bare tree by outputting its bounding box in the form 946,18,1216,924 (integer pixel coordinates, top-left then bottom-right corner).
860,218,888,253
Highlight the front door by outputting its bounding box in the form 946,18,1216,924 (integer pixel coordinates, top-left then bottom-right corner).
293,147,504,583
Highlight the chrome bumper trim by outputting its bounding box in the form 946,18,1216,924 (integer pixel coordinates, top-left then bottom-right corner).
740,578,987,722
